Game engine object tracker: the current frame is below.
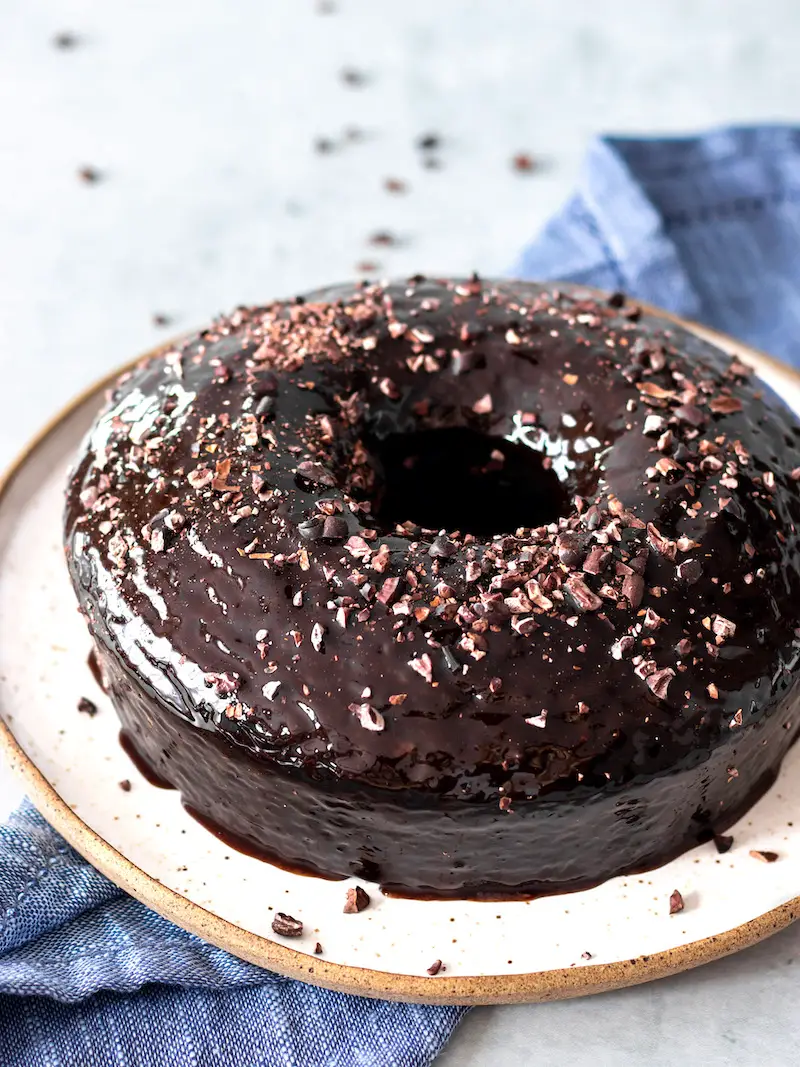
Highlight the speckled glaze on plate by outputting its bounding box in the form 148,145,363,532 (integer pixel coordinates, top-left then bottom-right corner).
2,308,800,1006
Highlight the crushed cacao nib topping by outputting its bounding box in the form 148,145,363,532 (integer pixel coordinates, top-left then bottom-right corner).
408,654,434,684
709,396,743,415
204,671,240,696
564,575,603,613
646,668,675,701
349,702,385,732
676,559,702,584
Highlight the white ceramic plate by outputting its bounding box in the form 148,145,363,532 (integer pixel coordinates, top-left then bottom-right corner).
2,321,800,1004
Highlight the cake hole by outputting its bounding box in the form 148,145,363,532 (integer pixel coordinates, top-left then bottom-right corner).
370,427,567,537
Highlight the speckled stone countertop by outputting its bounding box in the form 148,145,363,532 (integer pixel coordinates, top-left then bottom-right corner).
2,0,800,1061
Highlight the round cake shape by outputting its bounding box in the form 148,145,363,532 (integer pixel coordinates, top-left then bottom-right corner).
64,278,800,897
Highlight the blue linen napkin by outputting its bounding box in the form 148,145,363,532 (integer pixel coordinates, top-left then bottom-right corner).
515,124,800,366
3,124,800,1067
0,802,467,1066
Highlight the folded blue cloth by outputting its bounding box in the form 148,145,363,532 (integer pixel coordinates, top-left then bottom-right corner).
515,125,800,367
0,802,467,1065
3,124,800,1066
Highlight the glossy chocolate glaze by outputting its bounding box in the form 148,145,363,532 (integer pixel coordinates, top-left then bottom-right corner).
64,278,800,896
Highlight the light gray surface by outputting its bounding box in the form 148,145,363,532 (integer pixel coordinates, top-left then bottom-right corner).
438,921,800,1066
1,1,800,1063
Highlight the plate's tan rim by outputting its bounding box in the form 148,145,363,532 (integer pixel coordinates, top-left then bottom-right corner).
2,313,800,1006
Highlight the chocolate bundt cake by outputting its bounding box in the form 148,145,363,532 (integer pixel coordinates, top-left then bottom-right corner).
64,278,800,897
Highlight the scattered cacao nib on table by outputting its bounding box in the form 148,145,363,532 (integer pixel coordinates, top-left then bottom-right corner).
511,153,536,173
77,165,102,184
669,890,685,915
426,959,444,976
53,31,79,49
368,231,398,248
313,127,366,157
416,133,440,152
118,779,132,792
749,850,779,863
413,133,443,168
340,68,367,88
